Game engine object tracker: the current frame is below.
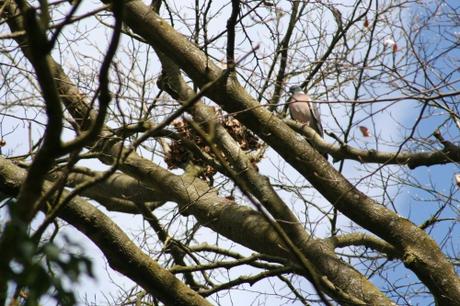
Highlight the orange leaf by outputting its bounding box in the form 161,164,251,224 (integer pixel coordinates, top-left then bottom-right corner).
359,126,370,137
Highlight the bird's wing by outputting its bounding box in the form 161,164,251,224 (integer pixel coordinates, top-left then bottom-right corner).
309,101,324,137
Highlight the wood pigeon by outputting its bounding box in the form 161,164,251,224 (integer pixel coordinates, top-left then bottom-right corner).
288,85,326,156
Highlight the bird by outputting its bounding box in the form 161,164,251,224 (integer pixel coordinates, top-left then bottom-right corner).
288,85,326,157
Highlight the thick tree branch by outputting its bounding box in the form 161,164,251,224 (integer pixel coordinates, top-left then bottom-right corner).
48,168,167,213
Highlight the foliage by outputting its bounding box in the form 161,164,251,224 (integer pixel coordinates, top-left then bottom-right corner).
1,199,93,306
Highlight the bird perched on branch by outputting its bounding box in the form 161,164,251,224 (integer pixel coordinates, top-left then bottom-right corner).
288,85,326,157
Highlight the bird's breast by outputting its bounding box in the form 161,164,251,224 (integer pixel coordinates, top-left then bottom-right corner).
289,102,311,123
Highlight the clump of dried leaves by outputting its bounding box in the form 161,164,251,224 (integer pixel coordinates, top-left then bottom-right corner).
165,114,262,180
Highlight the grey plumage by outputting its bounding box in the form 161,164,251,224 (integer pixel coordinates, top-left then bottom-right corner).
288,86,323,137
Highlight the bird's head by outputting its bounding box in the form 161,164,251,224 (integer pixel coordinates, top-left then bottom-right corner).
288,86,303,94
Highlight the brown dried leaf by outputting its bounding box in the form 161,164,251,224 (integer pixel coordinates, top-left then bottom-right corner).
364,17,369,28
359,126,371,137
